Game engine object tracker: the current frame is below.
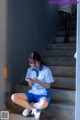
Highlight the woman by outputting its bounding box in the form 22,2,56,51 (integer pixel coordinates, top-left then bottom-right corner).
58,0,73,43
11,51,54,119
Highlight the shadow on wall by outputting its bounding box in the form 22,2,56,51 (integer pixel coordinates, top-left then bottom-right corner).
7,0,61,87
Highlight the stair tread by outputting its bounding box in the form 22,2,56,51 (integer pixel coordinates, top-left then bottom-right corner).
51,76,75,90
47,43,76,50
42,103,75,120
57,30,76,36
42,58,75,67
9,102,75,120
42,50,75,56
48,66,75,77
50,89,75,104
55,36,76,43
9,113,34,120
46,103,75,110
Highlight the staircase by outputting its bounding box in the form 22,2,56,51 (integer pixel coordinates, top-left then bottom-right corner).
5,11,76,120
41,11,76,120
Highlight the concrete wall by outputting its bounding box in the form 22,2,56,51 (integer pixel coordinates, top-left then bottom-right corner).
7,0,61,86
0,0,7,110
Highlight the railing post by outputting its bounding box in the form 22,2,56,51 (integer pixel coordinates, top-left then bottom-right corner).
75,1,80,120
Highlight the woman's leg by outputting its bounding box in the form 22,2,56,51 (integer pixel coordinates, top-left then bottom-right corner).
64,12,71,42
58,11,66,29
33,97,48,109
11,93,35,110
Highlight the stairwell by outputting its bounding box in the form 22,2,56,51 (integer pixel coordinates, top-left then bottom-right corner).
5,11,76,120
41,11,76,120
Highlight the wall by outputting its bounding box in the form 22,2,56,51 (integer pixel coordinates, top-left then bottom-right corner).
7,0,61,86
0,0,7,110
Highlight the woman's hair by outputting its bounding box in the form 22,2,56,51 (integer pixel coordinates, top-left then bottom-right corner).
29,51,44,64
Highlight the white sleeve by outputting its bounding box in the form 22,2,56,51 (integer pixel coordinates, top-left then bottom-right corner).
45,68,54,83
25,68,30,82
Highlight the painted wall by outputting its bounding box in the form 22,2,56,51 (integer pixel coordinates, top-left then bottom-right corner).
0,0,7,110
7,0,61,86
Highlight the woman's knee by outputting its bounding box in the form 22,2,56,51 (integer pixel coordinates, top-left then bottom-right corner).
11,93,28,102
40,98,48,108
11,93,18,102
43,101,48,108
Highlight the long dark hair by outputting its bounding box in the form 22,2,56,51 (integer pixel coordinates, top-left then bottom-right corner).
29,51,44,64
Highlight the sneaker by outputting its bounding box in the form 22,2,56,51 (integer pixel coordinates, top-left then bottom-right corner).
22,108,31,116
31,110,34,116
32,109,41,119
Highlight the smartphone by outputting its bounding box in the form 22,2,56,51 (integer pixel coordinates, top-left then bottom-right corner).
27,77,31,79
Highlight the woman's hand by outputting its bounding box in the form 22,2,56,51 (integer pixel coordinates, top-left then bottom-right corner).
28,78,34,87
29,78,38,84
28,77,50,88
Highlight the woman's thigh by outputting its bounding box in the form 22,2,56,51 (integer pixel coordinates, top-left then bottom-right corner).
12,93,28,100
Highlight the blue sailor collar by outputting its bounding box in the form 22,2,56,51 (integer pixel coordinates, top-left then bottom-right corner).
31,64,43,77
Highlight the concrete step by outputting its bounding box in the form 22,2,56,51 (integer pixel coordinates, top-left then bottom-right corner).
47,43,76,50
70,25,76,29
70,22,76,27
61,28,76,31
71,16,76,21
5,87,75,120
56,30,76,36
42,49,75,57
55,36,76,43
50,89,75,104
61,25,76,30
9,103,75,120
42,103,75,120
71,20,76,25
42,57,75,67
5,86,75,105
51,76,75,90
71,15,76,20
48,66,75,77
9,113,35,120
60,23,76,30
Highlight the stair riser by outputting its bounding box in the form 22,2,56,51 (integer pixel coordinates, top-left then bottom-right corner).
49,66,75,77
61,25,76,30
47,43,76,50
57,31,76,36
70,26,76,29
51,77,75,90
43,56,75,67
56,37,76,43
71,17,76,21
50,89,75,104
9,104,75,120
43,104,75,120
42,50,75,57
71,20,76,25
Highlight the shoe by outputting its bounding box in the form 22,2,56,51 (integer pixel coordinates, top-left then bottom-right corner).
22,108,31,116
32,109,41,119
31,110,34,116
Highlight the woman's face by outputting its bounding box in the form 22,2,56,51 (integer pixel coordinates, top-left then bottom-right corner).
29,59,40,70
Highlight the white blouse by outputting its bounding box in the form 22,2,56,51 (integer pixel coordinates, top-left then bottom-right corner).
25,65,54,95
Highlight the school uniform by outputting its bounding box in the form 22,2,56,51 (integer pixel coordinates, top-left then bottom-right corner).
24,64,54,104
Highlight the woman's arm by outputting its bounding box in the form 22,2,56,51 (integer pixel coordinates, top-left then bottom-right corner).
29,78,50,89
36,79,50,88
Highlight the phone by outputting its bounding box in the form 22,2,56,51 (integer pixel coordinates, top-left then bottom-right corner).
27,77,31,79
